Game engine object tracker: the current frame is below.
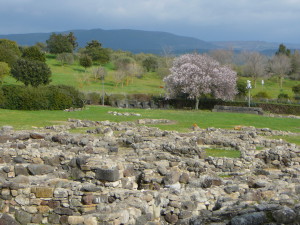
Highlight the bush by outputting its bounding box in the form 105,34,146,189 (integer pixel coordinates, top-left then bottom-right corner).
11,59,51,87
278,93,289,99
253,91,270,99
292,84,300,94
86,92,101,105
236,80,247,97
107,94,126,106
0,85,84,110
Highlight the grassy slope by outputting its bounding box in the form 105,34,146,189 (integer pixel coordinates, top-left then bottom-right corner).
0,106,299,133
2,55,299,97
47,57,164,95
239,76,299,99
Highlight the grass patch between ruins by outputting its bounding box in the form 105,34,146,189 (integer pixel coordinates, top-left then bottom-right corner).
204,148,241,158
268,135,300,145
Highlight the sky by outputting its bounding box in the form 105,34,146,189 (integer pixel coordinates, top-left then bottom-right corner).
1,0,300,43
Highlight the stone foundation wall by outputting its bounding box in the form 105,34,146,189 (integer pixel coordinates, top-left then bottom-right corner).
213,105,264,115
0,120,299,224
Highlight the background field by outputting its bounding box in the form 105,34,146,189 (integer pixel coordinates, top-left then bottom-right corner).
2,55,299,98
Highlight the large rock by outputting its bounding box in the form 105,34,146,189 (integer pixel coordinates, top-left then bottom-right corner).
27,164,54,175
231,212,267,225
0,214,20,225
15,210,32,225
95,167,120,182
272,207,297,224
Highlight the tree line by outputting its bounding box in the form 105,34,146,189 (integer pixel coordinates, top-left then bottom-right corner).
0,32,299,109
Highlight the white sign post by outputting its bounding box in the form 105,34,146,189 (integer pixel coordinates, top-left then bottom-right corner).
246,80,252,107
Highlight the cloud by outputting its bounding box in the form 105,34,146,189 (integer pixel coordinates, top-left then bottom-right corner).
1,0,300,42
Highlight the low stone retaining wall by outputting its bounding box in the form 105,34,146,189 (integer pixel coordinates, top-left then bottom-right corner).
213,105,264,115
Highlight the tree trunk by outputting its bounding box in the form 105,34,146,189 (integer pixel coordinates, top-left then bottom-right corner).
195,97,199,110
280,75,283,89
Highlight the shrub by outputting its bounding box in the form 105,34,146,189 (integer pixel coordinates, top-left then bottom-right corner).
11,59,51,87
253,91,270,99
107,94,126,106
292,84,300,95
47,85,84,108
0,85,84,110
22,46,46,62
278,93,289,99
86,92,101,105
236,80,247,97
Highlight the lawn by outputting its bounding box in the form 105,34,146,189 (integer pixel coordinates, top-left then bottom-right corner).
0,106,299,133
239,76,299,99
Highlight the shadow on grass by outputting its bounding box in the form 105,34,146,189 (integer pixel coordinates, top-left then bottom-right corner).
73,68,85,73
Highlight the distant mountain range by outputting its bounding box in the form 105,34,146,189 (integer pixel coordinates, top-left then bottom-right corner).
0,28,299,55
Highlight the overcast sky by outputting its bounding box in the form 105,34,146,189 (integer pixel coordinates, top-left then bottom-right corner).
1,0,300,43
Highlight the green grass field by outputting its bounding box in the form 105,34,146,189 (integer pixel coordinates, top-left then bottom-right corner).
2,55,299,98
240,76,299,99
0,106,299,134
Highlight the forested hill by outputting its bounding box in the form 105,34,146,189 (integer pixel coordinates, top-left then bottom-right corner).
0,28,216,54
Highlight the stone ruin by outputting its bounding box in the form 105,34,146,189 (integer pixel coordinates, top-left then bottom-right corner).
0,117,299,225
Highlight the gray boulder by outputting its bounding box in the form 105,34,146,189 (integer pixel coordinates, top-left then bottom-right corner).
231,212,267,225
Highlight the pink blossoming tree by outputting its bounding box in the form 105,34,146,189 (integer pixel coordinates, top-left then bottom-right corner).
163,53,237,109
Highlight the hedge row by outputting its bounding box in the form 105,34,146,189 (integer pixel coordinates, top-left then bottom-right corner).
102,94,300,115
0,85,84,110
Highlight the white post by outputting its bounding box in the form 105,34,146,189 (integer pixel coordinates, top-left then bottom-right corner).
246,80,252,107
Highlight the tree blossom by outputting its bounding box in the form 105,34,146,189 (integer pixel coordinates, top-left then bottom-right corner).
163,53,237,109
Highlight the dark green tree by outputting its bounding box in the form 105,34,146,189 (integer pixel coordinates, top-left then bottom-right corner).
83,40,110,64
22,46,46,62
142,56,158,72
67,32,78,51
79,54,92,70
276,44,291,56
11,59,51,87
0,39,21,66
46,33,73,54
34,42,47,52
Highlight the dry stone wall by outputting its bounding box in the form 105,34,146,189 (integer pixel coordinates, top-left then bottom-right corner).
0,119,299,224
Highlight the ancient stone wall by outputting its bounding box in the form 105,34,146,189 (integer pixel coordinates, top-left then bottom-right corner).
0,119,299,224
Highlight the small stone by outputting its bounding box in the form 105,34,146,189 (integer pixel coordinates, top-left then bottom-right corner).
31,214,43,223
84,217,98,225
82,193,94,205
35,187,54,198
68,216,84,225
15,210,32,225
30,132,45,139
15,195,30,206
48,214,60,224
14,165,29,176
54,207,73,215
165,213,178,224
0,213,20,225
37,205,51,213
179,173,189,184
